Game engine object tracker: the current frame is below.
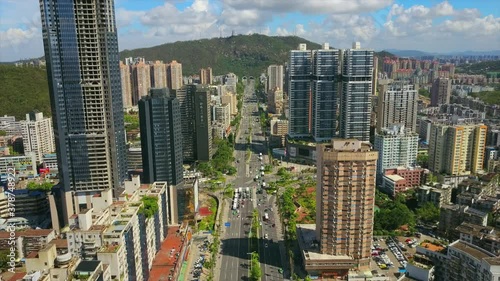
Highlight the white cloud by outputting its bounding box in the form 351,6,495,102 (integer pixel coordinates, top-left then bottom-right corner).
0,27,38,48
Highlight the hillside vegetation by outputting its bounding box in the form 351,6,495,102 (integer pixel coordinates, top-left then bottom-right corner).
120,34,321,77
470,90,500,105
456,60,500,75
0,65,51,120
1,35,392,118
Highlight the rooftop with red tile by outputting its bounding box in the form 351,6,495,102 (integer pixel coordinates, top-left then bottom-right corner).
51,239,68,249
7,272,26,281
149,226,183,281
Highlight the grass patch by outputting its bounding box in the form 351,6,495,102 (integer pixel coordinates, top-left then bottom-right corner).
198,197,218,231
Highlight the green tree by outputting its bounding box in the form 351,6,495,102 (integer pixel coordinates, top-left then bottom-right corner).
0,130,6,136
417,153,429,168
304,275,313,281
416,202,440,223
0,249,12,269
418,88,430,97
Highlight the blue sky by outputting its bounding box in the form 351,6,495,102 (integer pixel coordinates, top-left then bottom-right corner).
0,0,499,61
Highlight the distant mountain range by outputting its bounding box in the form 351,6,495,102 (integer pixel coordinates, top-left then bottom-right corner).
383,49,500,58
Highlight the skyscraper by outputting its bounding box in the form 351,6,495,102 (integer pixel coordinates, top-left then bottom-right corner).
194,86,214,161
376,81,418,133
150,60,167,89
167,60,183,90
316,139,378,271
267,64,284,92
200,67,213,85
373,125,418,175
139,88,183,185
132,60,151,104
339,43,374,142
40,0,127,223
430,77,451,106
120,61,133,108
311,44,340,141
173,85,196,162
288,44,312,138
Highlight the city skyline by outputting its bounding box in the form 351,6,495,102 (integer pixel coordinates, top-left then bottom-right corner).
1,0,499,61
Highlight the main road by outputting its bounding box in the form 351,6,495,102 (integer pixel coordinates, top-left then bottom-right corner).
218,79,287,281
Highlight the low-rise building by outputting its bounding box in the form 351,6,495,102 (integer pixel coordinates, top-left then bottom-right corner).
0,153,37,180
455,222,500,255
0,229,56,259
417,184,452,208
438,204,488,239
446,240,500,281
381,167,427,196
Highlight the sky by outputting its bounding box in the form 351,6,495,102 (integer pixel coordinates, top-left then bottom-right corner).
0,0,499,61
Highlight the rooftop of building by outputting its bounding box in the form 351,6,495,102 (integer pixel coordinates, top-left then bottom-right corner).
51,238,68,249
483,257,500,266
75,260,101,273
384,174,405,182
99,244,121,253
149,226,184,281
296,224,354,261
419,242,445,252
6,272,27,281
449,240,496,260
0,228,54,239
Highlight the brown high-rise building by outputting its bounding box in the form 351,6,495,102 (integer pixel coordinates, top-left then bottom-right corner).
316,139,378,271
167,60,183,90
200,67,213,85
151,60,167,88
131,61,151,105
120,61,133,108
430,77,451,106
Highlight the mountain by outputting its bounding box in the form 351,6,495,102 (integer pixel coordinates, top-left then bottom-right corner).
119,34,322,77
0,64,50,120
384,49,433,58
0,35,392,119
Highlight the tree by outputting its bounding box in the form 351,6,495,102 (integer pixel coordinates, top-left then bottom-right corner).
416,202,440,223
417,153,429,168
304,275,313,281
0,130,6,136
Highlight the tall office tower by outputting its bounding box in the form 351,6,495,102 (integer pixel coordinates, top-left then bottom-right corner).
288,43,312,138
167,60,183,90
173,85,196,162
20,111,55,163
40,0,127,223
429,123,487,175
200,67,213,85
339,42,374,142
311,44,340,141
139,88,183,185
316,139,378,270
194,86,214,161
120,61,133,108
373,125,418,175
372,56,378,96
376,81,418,133
267,64,284,92
150,60,167,88
131,61,151,105
430,77,451,106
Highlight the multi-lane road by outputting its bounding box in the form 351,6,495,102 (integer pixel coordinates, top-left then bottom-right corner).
218,79,287,281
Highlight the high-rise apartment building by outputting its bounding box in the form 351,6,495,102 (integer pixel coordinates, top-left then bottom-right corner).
40,0,127,224
376,81,418,133
150,60,167,89
20,111,55,164
312,44,340,141
429,123,487,175
167,60,183,90
339,43,374,142
214,103,231,130
267,88,284,114
132,61,151,105
267,64,284,92
430,77,451,106
120,61,133,108
139,88,183,185
221,92,238,115
288,43,312,138
200,67,213,85
373,125,418,175
316,139,378,271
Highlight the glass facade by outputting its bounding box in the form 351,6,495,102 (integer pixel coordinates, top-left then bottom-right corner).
40,0,127,193
139,88,184,185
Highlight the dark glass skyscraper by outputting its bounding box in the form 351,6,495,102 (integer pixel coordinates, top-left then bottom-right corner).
139,88,183,185
40,0,127,194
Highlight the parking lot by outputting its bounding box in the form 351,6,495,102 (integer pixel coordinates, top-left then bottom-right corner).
369,236,421,280
186,235,211,281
